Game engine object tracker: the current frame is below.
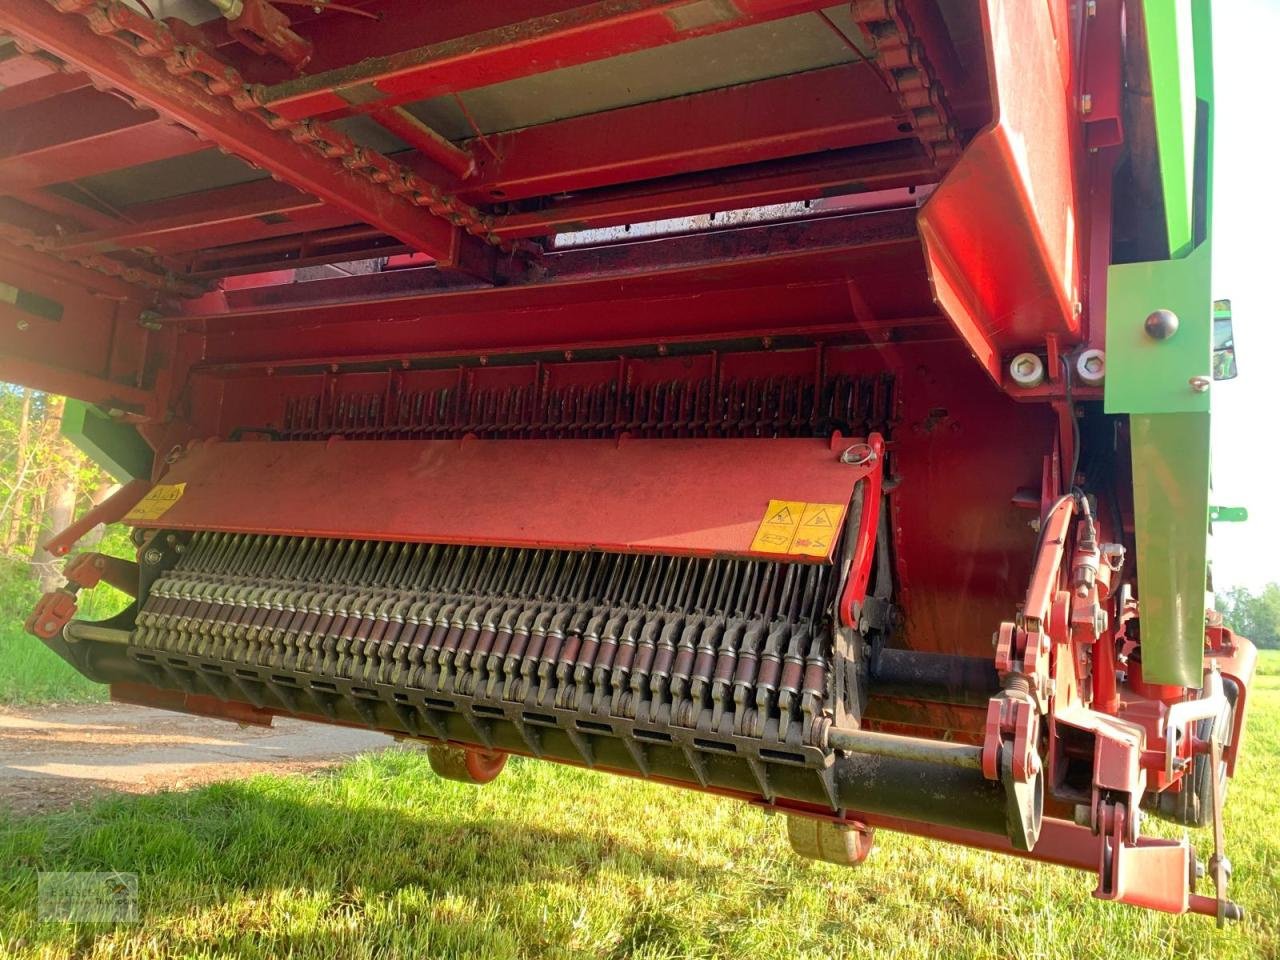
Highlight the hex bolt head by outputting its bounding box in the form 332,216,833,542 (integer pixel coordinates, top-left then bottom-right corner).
1189,375,1211,393
1144,309,1179,340
143,548,164,566
1076,349,1105,386
1008,352,1046,387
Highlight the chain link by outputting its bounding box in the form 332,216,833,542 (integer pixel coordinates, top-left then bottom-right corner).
851,0,961,168
37,0,539,260
0,222,205,297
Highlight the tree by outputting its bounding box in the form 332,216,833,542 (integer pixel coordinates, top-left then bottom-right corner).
1,387,32,553
30,396,81,591
1217,583,1280,649
1,386,127,584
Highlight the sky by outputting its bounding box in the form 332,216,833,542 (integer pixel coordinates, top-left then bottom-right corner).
1202,0,1280,591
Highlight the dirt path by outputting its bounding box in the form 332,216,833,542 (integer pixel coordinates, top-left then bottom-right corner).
0,703,393,817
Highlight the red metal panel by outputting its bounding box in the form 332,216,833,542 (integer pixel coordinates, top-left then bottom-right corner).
262,0,835,121
916,0,1083,381
129,436,873,562
0,0,468,267
178,211,938,366
451,64,909,203
823,339,1050,661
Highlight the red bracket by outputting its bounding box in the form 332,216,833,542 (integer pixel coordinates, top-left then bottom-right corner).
25,552,139,640
837,432,885,628
43,477,150,557
225,0,312,71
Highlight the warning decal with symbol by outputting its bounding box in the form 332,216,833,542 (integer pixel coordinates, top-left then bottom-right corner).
749,499,846,557
123,483,187,522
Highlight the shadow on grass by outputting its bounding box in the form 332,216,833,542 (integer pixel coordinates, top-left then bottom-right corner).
2,756,720,957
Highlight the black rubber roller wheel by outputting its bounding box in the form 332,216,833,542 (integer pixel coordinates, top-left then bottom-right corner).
1155,689,1236,828
426,745,508,784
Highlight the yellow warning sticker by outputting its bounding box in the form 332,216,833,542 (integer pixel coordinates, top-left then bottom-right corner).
750,500,845,557
749,499,805,554
123,483,187,522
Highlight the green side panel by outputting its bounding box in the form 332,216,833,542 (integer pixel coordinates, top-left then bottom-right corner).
1129,413,1209,687
61,399,154,483
1103,240,1211,415
1142,0,1211,257
1109,2,1215,687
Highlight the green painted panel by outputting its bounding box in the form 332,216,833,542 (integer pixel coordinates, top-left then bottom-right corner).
1129,412,1210,687
61,399,153,483
1142,0,1200,257
1104,239,1211,415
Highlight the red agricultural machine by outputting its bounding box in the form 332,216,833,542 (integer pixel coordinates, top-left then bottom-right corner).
0,0,1255,922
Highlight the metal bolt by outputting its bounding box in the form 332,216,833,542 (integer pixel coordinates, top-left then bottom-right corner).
1189,375,1211,393
1080,93,1093,116
143,548,164,566
15,319,29,332
1144,309,1179,340
1076,349,1105,386
1008,352,1045,388
1086,0,1097,15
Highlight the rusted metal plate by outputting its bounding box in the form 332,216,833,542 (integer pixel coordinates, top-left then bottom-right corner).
127,437,874,561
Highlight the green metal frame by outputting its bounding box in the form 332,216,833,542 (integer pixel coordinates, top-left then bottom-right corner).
1104,0,1215,687
61,399,153,483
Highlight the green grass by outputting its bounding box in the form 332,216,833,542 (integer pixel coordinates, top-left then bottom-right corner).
1,654,1278,958
0,572,120,705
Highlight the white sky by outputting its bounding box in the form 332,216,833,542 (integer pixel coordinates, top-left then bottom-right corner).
1204,0,1280,590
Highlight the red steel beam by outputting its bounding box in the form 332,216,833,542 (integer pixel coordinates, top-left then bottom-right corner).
53,180,329,256
261,0,835,120
371,107,476,179
490,143,935,239
42,140,932,263
0,87,206,192
0,0,472,269
0,63,88,112
451,63,910,203
9,189,123,232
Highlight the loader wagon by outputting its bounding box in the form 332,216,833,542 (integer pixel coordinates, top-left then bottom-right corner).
0,0,1257,922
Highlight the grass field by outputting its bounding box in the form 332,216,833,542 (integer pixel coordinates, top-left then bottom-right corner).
0,574,115,705
1,636,1277,958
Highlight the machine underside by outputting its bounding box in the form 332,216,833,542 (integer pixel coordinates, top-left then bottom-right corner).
0,0,1257,925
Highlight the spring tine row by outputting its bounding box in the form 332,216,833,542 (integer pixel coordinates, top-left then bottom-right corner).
136,535,839,747
280,370,893,443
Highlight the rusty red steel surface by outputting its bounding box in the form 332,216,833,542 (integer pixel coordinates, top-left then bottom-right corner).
260,0,840,120
449,63,912,204
126,436,875,562
0,0,512,268
0,86,207,192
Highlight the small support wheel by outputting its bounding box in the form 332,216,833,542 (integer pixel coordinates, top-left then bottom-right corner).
1154,692,1235,828
785,815,874,866
426,745,508,784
